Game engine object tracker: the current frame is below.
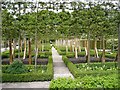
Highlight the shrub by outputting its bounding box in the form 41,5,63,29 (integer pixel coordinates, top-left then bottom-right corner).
2,53,9,59
2,56,53,82
66,52,75,58
3,60,29,74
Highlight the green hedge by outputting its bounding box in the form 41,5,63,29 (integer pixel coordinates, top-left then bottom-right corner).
2,56,53,82
62,56,117,78
49,74,118,89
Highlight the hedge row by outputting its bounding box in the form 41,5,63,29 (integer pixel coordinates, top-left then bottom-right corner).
62,56,117,78
2,49,52,59
49,74,118,89
2,56,53,82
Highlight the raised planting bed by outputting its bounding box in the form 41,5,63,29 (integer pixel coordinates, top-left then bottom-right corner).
2,56,53,82
62,56,118,78
49,74,119,89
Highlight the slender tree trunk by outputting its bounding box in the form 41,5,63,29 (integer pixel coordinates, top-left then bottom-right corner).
75,38,78,58
72,39,75,52
66,39,68,53
42,40,44,52
35,31,38,71
70,40,72,52
101,36,105,63
9,39,13,64
94,38,99,58
23,38,26,59
18,35,20,60
86,32,90,63
12,40,16,59
28,38,32,65
85,40,87,56
20,39,22,53
78,39,81,52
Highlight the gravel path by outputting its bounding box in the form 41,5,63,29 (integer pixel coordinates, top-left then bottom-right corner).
52,47,74,79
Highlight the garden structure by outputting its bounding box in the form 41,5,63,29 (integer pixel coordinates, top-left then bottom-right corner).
1,0,120,89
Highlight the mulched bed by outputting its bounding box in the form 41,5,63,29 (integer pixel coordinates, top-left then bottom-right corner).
69,57,115,64
2,58,48,65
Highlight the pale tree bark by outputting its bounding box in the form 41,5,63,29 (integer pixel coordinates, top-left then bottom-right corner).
75,38,78,58
20,39,23,53
66,39,68,53
78,39,81,52
86,31,90,63
23,38,26,59
72,39,75,52
94,38,99,58
101,36,105,63
85,40,87,56
42,40,44,52
12,40,16,59
70,40,72,52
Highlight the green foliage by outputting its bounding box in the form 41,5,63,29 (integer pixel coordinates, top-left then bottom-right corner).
3,60,29,74
76,62,118,72
62,56,117,78
49,74,118,89
2,56,53,82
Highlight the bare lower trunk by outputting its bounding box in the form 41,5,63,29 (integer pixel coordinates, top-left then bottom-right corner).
28,38,32,65
85,40,87,56
23,38,26,59
66,39,68,53
75,38,78,58
78,39,81,52
12,40,15,59
86,32,90,63
9,39,13,64
94,38,99,58
101,36,105,63
20,39,22,53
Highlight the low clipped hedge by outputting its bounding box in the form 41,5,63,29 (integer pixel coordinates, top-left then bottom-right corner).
62,56,117,78
2,56,53,82
49,74,118,89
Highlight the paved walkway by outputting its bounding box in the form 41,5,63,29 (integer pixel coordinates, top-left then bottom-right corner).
2,47,74,89
52,47,74,79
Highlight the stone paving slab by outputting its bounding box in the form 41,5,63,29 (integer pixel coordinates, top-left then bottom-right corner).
52,47,74,79
2,81,50,88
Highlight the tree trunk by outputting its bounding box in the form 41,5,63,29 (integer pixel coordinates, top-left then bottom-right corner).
35,31,38,71
20,39,22,53
66,39,68,53
28,38,32,65
12,40,16,59
101,36,105,63
9,39,13,64
75,38,78,58
86,32,90,63
23,38,26,59
18,35,20,60
78,39,81,52
42,41,44,52
94,38,99,58
70,40,72,52
85,40,87,56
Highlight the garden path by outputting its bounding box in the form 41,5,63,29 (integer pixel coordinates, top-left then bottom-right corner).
52,47,74,79
2,46,74,89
